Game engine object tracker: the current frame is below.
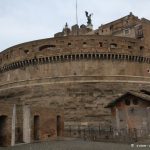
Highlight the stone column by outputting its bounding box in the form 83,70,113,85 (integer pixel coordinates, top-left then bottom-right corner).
115,108,120,131
23,105,31,143
147,107,150,135
11,104,16,146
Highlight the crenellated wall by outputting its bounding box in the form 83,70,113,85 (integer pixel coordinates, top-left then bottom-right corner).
0,35,148,66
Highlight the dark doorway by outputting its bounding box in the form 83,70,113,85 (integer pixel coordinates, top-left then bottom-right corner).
15,127,22,143
57,115,61,136
0,115,8,146
33,115,40,141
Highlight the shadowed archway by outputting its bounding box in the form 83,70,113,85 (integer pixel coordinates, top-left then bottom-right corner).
0,115,8,146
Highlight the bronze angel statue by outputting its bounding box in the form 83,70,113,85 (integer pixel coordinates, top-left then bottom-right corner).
85,11,93,25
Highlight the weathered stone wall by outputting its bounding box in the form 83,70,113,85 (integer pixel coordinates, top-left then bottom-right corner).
0,103,64,146
110,96,150,138
142,19,150,48
0,35,147,67
1,81,150,125
30,106,64,141
98,13,140,38
0,102,13,146
0,59,150,84
0,34,150,126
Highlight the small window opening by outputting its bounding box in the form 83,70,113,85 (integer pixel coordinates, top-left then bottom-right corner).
125,99,130,105
68,43,71,46
110,43,117,48
64,55,67,59
125,29,129,34
104,54,107,59
112,54,114,59
128,46,132,49
140,46,144,50
83,42,87,48
6,55,8,59
72,55,75,60
49,45,56,48
108,54,111,59
76,54,79,59
88,54,92,58
115,55,118,59
39,45,56,51
99,42,103,47
57,56,59,60
133,99,138,105
84,54,87,58
24,49,29,54
110,25,113,30
60,55,63,59
53,56,56,61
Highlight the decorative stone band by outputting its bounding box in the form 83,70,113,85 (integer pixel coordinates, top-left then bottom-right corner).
0,52,149,73
1,75,150,91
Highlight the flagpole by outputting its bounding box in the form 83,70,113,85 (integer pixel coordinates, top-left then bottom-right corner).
76,0,78,25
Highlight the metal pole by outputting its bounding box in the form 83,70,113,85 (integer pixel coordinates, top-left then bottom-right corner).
76,0,79,36
76,0,78,25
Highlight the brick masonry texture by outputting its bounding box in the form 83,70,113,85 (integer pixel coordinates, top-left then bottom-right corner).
0,13,150,146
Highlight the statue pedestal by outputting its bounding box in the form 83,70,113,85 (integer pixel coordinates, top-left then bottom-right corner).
87,24,93,30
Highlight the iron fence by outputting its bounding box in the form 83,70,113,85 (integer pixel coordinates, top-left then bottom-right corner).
64,125,149,143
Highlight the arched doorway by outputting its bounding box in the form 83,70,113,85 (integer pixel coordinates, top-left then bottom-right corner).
0,115,8,146
57,115,61,136
33,115,40,141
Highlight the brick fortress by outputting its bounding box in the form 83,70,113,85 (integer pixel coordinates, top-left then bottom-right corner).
0,12,150,145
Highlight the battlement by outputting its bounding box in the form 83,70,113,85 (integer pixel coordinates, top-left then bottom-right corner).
54,24,93,37
0,35,147,67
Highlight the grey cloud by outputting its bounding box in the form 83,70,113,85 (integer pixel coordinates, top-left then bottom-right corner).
0,0,150,51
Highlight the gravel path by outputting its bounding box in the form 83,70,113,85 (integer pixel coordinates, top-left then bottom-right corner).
0,139,149,150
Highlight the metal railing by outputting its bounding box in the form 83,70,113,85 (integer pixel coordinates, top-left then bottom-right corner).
64,125,149,143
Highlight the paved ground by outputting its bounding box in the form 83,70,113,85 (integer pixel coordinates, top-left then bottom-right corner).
0,139,150,150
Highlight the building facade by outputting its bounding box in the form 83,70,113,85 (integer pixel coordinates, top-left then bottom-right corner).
105,91,150,137
0,13,150,142
0,102,64,146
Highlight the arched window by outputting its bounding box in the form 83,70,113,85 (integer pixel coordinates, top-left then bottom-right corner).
39,45,56,51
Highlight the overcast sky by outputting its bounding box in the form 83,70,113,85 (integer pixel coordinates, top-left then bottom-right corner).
0,0,150,51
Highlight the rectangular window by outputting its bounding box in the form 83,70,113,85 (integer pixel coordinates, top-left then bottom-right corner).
125,29,129,34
